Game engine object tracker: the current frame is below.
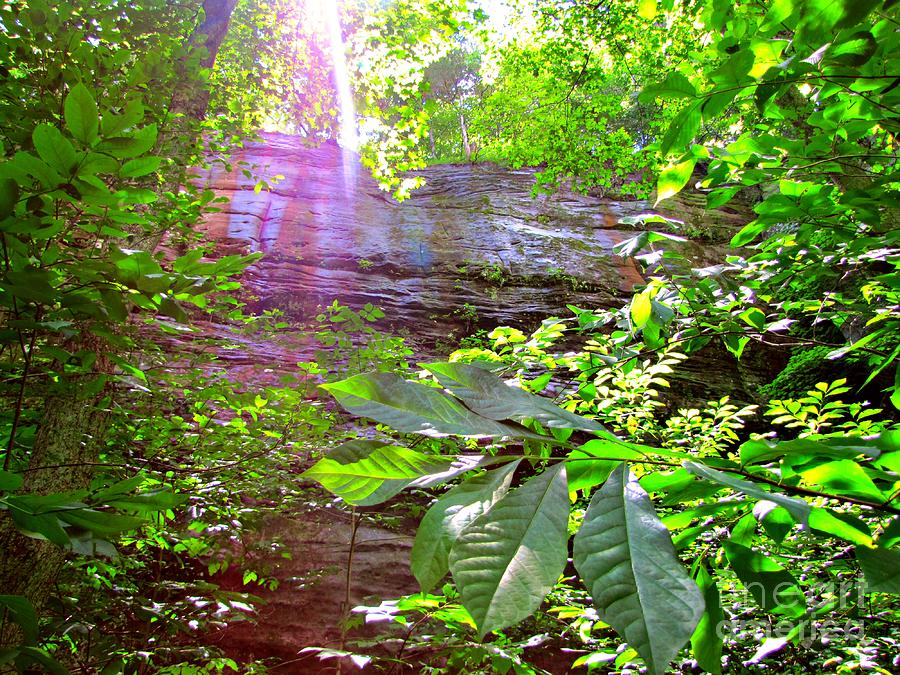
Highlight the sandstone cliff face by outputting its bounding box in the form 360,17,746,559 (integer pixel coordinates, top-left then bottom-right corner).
197,133,782,407
199,133,747,343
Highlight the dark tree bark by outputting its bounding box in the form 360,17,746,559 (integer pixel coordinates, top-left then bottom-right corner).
195,0,240,69
173,0,240,117
0,342,110,649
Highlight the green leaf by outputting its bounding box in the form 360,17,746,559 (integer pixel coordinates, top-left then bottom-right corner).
449,463,569,639
64,83,99,145
740,436,882,465
613,230,687,258
800,459,884,502
0,595,39,645
739,307,766,330
101,100,144,136
97,124,157,159
14,646,70,675
683,461,810,525
56,508,145,535
10,152,59,190
630,291,652,329
690,565,723,674
723,541,805,616
856,546,900,594
320,372,549,439
0,177,19,219
302,440,450,506
0,470,23,491
8,508,69,547
566,440,629,493
878,517,900,548
106,489,186,513
723,333,750,359
655,158,696,205
757,502,794,544
422,361,610,434
32,124,76,175
830,30,877,65
639,73,696,103
660,103,701,156
809,508,872,546
411,461,520,592
573,464,703,675
120,156,161,178
731,220,768,247
637,0,657,20
891,363,900,411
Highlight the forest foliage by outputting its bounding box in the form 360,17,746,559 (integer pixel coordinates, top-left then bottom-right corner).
0,0,898,673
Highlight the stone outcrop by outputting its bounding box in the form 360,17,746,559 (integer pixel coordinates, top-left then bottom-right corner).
199,134,748,347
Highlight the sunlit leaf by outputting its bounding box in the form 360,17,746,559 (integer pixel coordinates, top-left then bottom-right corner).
800,459,884,502
630,291,652,329
422,362,611,434
302,440,450,505
412,460,520,592
321,372,547,439
683,461,810,525
809,508,872,546
450,463,569,638
655,158,696,204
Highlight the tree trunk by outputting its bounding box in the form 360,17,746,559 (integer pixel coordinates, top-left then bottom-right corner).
0,342,111,649
173,0,240,118
459,111,471,162
196,0,240,69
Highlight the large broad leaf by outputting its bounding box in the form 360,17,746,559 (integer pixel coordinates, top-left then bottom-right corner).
302,440,450,506
0,595,39,645
573,464,703,675
567,439,643,493
449,463,569,639
660,102,701,156
321,372,550,439
723,541,806,617
411,461,520,592
655,157,697,205
683,461,810,525
638,72,696,103
691,565,723,675
800,459,885,502
409,454,510,489
740,436,882,465
856,546,900,594
33,124,76,175
809,508,872,546
64,83,99,145
613,230,687,258
422,362,611,435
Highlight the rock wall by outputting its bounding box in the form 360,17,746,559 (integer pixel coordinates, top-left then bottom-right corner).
199,133,748,347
